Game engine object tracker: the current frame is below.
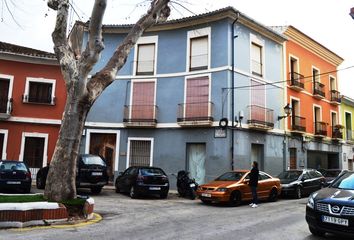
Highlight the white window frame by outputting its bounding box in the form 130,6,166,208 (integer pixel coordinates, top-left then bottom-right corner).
345,111,352,129
329,75,337,91
330,110,338,126
24,77,56,105
311,66,320,94
19,132,48,168
126,137,154,169
290,96,301,116
84,129,120,172
183,73,211,118
0,129,9,160
186,27,211,72
289,54,300,84
250,34,265,78
313,104,322,123
133,36,158,76
129,79,157,120
0,74,14,114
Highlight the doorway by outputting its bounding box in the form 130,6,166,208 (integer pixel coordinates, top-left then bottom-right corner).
289,148,297,170
0,78,10,114
186,143,206,185
251,144,264,171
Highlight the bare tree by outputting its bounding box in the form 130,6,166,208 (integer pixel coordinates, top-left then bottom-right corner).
45,0,170,202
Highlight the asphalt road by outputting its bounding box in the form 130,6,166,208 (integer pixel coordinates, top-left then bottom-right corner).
0,189,352,240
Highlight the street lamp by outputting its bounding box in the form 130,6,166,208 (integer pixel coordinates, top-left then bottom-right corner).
350,7,354,19
277,103,292,121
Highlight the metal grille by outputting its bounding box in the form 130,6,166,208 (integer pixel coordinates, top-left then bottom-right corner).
201,187,216,191
342,206,354,216
316,203,330,213
129,140,151,167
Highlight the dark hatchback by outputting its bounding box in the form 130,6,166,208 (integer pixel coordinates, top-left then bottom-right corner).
278,169,326,198
0,160,32,193
115,166,169,199
36,154,108,194
306,171,354,237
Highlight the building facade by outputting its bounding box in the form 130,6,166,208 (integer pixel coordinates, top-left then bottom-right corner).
341,96,354,170
274,26,344,170
74,7,287,185
0,42,65,176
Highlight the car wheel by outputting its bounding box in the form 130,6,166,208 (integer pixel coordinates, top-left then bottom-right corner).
229,191,242,206
268,188,278,202
309,226,325,236
295,186,302,199
130,186,137,199
36,175,45,189
91,186,102,194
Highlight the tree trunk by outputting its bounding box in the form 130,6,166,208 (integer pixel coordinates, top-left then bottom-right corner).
44,76,91,201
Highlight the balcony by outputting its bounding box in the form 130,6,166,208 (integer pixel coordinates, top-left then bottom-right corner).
313,81,325,99
289,72,304,91
330,90,341,105
291,115,306,133
0,97,13,120
22,94,56,105
177,102,213,126
314,121,328,137
331,125,344,140
123,105,158,127
247,105,274,130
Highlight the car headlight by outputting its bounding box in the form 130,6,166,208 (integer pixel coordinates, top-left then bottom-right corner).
215,188,228,192
307,192,318,209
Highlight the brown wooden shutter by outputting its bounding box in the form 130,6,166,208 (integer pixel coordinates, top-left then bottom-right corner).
185,77,209,119
132,81,155,120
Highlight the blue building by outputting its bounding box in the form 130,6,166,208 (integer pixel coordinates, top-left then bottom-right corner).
73,7,287,185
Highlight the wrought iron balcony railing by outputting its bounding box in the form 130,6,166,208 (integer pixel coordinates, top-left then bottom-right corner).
331,125,343,139
22,94,56,105
314,121,328,137
289,72,304,90
313,81,325,99
330,90,341,104
291,115,306,132
247,105,274,130
123,105,158,127
177,102,213,125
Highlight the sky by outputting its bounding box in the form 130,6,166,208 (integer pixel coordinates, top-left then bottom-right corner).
0,0,353,98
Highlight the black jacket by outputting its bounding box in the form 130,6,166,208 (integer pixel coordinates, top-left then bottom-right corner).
249,167,259,187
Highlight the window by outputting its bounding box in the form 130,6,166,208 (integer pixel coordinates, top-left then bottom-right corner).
330,76,336,91
345,112,352,140
127,138,153,167
23,137,45,168
251,43,263,76
0,75,14,115
289,148,297,170
331,112,338,126
185,76,210,120
312,68,320,82
189,36,208,71
136,43,155,75
24,78,56,105
130,81,156,121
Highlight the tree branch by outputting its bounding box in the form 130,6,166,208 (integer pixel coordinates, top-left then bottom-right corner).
79,0,107,76
86,0,170,101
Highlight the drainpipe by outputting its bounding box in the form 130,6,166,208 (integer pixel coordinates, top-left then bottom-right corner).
231,13,239,171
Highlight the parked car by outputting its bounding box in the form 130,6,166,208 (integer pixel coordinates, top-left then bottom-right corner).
318,169,348,186
196,170,281,206
306,171,354,237
36,154,109,194
115,166,169,199
278,169,326,199
0,160,32,193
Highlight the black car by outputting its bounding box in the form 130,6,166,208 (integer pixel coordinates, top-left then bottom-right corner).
115,166,169,199
36,154,108,194
278,169,325,199
318,169,348,187
306,171,354,237
0,160,32,193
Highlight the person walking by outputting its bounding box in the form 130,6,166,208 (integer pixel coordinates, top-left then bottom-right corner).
249,161,259,208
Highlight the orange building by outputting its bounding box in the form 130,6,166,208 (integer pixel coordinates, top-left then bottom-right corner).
0,42,66,176
275,26,344,170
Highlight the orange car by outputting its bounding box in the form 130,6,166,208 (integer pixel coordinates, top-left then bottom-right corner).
196,170,281,206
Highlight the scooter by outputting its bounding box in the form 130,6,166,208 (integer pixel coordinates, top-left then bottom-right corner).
176,170,198,200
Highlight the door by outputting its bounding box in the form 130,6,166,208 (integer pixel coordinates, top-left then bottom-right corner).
0,79,10,113
257,172,272,198
251,144,264,171
187,143,206,185
23,137,45,168
289,148,297,170
301,172,314,195
0,133,4,160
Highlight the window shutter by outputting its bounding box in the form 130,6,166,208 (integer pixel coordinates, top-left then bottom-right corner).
137,44,155,74
132,81,155,120
185,77,209,118
190,36,208,70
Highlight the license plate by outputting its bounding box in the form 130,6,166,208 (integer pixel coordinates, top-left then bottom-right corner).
322,216,349,226
7,181,21,185
190,183,196,188
202,193,211,198
149,187,161,190
91,172,103,176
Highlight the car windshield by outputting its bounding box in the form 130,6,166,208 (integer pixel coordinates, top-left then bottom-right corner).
140,168,164,176
278,171,302,180
0,162,28,171
331,172,354,190
215,172,245,181
81,156,106,166
323,170,342,178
